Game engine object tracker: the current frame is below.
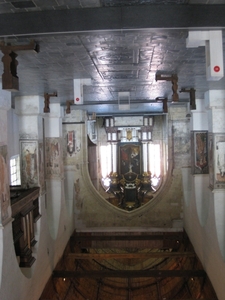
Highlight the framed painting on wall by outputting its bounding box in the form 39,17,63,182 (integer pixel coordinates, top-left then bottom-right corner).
63,125,78,165
191,131,209,174
118,143,141,175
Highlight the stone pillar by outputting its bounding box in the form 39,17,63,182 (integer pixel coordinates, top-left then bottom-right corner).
168,105,190,168
44,103,64,239
0,85,12,226
62,109,85,229
44,103,63,181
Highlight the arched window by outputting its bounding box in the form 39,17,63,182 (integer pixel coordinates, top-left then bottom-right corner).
10,155,21,186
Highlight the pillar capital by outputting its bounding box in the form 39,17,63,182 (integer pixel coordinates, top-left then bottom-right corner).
204,90,225,133
15,95,44,115
205,90,225,109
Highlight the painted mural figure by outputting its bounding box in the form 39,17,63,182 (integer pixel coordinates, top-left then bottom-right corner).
21,142,38,187
25,148,37,182
0,151,9,224
120,144,140,175
195,133,208,173
216,141,225,178
117,144,142,209
67,131,75,156
0,154,7,203
45,138,62,178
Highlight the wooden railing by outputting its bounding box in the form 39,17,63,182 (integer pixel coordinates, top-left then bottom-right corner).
10,187,41,267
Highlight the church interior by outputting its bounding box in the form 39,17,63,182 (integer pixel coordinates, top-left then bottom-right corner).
0,1,225,299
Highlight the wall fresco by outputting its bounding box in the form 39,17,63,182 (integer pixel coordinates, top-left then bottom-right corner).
208,134,225,189
38,142,45,192
191,131,209,174
67,131,75,156
21,141,38,188
208,133,214,188
45,138,62,179
119,143,141,175
215,135,225,184
0,145,9,225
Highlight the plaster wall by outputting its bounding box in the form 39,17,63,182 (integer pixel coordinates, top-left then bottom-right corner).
44,103,62,138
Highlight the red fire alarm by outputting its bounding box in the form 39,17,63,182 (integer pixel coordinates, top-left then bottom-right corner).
214,66,220,72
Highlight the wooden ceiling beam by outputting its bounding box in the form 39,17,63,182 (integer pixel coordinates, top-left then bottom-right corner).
71,233,183,241
53,269,206,278
67,252,195,259
70,233,184,249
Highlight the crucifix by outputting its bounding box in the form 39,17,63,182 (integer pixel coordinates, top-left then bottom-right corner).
0,40,39,91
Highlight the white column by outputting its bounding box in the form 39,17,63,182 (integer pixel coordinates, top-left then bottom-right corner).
44,103,64,239
205,90,225,133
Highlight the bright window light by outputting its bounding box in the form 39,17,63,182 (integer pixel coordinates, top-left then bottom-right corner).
149,144,161,188
100,144,112,179
149,144,160,177
100,144,112,190
10,155,21,186
102,177,111,188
